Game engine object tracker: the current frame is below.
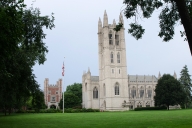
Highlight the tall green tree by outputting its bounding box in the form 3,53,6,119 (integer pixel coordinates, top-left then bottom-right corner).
154,74,185,110
66,83,82,104
179,65,192,108
115,0,192,55
59,83,82,109
0,0,55,115
32,88,46,110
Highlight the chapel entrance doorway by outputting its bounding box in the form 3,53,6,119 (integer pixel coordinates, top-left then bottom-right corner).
50,104,56,109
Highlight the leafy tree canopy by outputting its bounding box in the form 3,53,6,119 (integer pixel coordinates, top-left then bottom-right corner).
66,83,82,103
116,0,192,55
0,0,54,115
154,74,185,110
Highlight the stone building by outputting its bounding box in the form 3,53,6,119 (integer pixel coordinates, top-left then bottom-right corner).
44,78,62,109
82,11,177,111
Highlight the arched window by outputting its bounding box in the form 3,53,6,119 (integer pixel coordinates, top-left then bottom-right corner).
111,52,113,63
131,86,136,98
147,90,152,98
117,52,120,63
93,87,98,99
140,88,144,98
147,86,152,98
115,84,119,95
109,31,113,45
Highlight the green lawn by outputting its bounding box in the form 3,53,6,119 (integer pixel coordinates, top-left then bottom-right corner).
1,109,192,128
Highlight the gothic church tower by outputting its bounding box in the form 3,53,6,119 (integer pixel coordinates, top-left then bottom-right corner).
98,11,129,110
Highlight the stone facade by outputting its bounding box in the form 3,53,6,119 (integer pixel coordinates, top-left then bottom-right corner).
82,11,177,111
44,78,62,109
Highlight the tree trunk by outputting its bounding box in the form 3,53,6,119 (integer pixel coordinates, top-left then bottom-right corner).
9,108,11,115
175,0,192,56
4,108,6,116
167,105,169,110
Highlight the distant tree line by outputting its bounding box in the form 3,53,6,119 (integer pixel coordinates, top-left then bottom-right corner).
0,0,55,115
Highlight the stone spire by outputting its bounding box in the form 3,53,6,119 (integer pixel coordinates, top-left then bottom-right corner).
98,17,102,32
87,67,90,74
103,10,108,27
119,13,124,24
158,72,161,79
113,19,116,27
174,71,177,79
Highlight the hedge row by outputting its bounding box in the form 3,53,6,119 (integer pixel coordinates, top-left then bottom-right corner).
16,108,100,113
134,106,167,111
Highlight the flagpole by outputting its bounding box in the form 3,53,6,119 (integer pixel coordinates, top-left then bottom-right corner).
63,77,64,113
63,57,65,113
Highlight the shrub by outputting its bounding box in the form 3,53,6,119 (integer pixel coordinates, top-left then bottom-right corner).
93,109,100,112
72,106,82,109
16,108,100,113
46,109,60,113
82,108,87,112
71,109,81,113
16,110,26,113
39,109,47,113
27,110,35,113
86,108,94,112
134,106,167,111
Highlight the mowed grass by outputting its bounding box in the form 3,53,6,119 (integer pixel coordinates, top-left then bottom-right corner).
1,109,192,128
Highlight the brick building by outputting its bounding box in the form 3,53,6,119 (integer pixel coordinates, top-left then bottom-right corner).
44,78,62,109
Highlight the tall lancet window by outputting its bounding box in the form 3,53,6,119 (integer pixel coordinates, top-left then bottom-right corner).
103,84,106,96
111,52,114,63
147,86,152,98
115,34,119,45
147,90,152,98
109,31,113,45
131,89,136,98
117,52,120,63
93,87,98,99
115,83,119,95
140,89,144,98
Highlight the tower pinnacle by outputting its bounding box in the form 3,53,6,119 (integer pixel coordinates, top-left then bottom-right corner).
98,17,102,32
119,13,124,24
174,71,177,79
103,10,108,27
88,67,90,74
158,72,161,79
113,19,116,27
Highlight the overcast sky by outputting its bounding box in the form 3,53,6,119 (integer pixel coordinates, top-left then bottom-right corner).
24,0,192,91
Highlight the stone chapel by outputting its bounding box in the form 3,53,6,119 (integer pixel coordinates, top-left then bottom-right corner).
82,11,177,111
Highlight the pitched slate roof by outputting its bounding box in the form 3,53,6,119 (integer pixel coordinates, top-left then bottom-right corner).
128,75,158,82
